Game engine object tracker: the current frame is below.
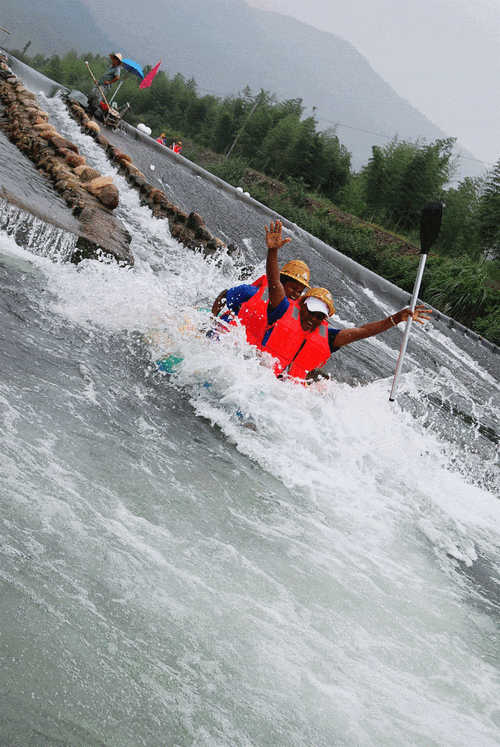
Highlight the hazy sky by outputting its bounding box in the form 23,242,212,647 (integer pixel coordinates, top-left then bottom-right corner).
247,0,500,169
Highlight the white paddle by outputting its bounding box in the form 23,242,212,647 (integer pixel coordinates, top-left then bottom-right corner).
389,201,443,402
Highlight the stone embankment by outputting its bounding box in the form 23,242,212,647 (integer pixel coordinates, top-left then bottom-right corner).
0,53,232,266
0,53,133,264
65,98,230,260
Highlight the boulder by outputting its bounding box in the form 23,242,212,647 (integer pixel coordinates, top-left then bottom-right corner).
49,134,80,153
85,176,114,194
94,184,120,210
85,120,100,135
31,113,50,124
74,166,101,182
124,163,145,180
186,212,205,230
84,177,119,209
110,147,132,165
33,123,57,135
65,152,87,168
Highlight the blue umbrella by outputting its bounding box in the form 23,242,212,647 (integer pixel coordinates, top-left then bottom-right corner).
108,58,144,105
121,58,144,79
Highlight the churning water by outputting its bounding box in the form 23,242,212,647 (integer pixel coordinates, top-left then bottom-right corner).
1,78,500,747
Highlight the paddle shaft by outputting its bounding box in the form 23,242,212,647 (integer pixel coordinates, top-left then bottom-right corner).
389,253,427,401
389,201,443,402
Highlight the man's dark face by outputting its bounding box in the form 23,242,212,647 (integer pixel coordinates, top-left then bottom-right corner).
299,300,327,332
283,278,306,301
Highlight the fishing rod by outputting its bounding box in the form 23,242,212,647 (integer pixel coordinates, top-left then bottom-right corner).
389,201,443,402
85,61,110,110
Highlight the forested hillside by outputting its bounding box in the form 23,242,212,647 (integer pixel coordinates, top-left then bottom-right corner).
10,49,500,344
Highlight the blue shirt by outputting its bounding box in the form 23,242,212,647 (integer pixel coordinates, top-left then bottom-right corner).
98,65,121,88
264,297,341,352
221,284,259,321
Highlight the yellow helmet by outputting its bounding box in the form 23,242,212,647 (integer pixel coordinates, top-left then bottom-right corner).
303,287,335,317
280,260,310,288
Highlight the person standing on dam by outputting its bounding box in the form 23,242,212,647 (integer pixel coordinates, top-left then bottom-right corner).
87,53,122,112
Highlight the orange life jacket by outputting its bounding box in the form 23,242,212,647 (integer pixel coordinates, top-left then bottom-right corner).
236,275,270,345
258,303,331,380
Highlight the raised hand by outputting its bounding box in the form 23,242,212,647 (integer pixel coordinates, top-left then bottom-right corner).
265,220,292,251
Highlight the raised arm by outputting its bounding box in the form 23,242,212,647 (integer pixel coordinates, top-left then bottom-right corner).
333,305,432,348
265,220,291,309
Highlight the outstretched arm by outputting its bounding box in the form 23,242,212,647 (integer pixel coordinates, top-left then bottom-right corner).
265,220,291,309
333,305,432,348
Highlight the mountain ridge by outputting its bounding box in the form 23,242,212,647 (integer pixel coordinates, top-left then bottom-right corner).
2,0,478,170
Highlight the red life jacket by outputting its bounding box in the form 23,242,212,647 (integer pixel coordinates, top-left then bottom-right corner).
236,275,270,345
258,303,331,380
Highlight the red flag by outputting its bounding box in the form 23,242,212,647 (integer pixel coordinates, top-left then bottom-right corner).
139,61,162,89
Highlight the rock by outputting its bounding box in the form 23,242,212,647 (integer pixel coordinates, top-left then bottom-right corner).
19,93,37,104
186,212,205,230
52,163,73,182
84,177,119,209
60,90,232,259
85,120,100,135
206,238,226,253
124,163,145,180
195,224,213,241
75,166,102,182
65,153,86,168
49,134,79,153
148,188,164,202
116,150,132,164
33,123,56,135
173,209,188,224
32,114,50,125
93,184,119,210
85,176,114,193
170,223,197,245
132,176,147,190
72,200,86,217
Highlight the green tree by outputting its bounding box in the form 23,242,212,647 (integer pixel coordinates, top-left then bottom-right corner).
315,129,351,200
395,139,456,231
212,110,235,153
363,138,416,222
477,159,500,260
437,177,482,259
259,114,301,178
362,137,456,231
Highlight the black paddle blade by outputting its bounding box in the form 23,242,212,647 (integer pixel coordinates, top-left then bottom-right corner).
420,201,443,254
